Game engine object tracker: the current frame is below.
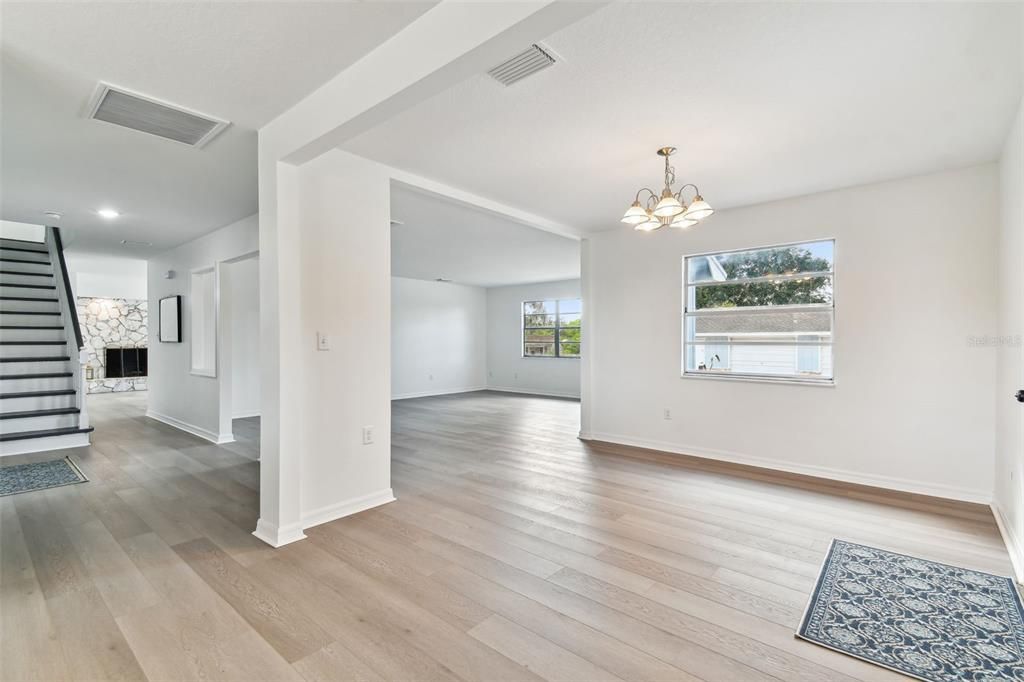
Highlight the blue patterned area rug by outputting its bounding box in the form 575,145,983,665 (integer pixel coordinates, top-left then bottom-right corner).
0,457,88,496
797,539,1024,681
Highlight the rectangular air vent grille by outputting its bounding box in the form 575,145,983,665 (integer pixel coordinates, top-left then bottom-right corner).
488,44,556,86
88,83,229,148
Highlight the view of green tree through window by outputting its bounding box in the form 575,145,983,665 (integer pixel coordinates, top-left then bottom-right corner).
523,299,581,357
683,240,834,382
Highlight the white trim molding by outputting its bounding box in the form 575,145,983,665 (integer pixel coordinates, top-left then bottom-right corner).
991,503,1024,584
302,489,396,530
146,409,234,445
253,518,306,548
392,386,487,401
580,431,992,505
486,386,581,400
232,409,262,419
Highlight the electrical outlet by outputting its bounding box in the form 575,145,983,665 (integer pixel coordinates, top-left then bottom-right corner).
428,373,434,381
316,332,330,351
514,372,518,380
663,408,672,420
362,426,374,445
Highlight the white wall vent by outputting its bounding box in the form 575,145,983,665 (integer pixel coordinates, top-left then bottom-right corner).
487,44,556,87
87,83,229,148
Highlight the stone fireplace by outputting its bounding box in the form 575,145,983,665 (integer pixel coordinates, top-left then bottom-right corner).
77,297,148,393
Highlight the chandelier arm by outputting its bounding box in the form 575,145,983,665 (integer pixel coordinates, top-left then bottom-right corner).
634,187,659,204
674,183,700,199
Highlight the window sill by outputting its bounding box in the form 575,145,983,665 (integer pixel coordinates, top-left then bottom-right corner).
681,372,834,387
521,356,580,360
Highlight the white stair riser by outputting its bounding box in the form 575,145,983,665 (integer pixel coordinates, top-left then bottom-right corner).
0,394,76,414
0,360,72,376
0,285,58,299
0,273,56,287
0,376,74,392
0,313,63,326
0,260,53,275
0,250,50,264
0,299,60,313
2,413,80,433
0,238,46,249
0,328,66,342
0,344,67,358
0,432,89,457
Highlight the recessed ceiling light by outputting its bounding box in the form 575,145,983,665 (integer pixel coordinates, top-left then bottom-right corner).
435,278,451,283
98,208,120,219
120,239,152,247
43,211,62,220
390,218,405,226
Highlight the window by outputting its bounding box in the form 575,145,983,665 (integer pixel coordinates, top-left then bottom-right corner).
683,239,834,383
523,299,581,358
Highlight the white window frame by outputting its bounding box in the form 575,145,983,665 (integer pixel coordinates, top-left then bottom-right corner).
522,299,581,359
682,239,836,386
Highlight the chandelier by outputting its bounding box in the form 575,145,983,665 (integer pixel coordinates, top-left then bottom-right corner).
621,147,713,231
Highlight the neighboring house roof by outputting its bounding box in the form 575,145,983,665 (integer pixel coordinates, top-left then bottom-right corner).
695,311,831,335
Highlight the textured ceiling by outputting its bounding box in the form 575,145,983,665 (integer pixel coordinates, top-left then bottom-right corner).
0,1,435,256
346,2,1024,234
391,183,579,288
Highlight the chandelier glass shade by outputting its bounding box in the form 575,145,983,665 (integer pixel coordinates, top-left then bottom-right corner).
621,147,713,231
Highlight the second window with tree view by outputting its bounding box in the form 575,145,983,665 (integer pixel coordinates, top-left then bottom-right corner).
523,299,581,358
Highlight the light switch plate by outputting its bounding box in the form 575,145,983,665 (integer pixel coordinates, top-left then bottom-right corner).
317,332,330,351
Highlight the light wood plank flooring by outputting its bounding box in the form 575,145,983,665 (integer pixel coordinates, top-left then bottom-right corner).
1,390,1013,681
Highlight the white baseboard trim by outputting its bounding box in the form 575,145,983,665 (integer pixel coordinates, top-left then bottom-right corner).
0,432,91,458
302,488,396,529
252,518,306,548
991,502,1024,584
232,409,261,420
486,386,581,400
580,431,991,505
145,410,233,445
392,386,487,401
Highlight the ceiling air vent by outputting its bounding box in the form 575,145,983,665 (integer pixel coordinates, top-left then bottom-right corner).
487,44,556,87
87,83,229,148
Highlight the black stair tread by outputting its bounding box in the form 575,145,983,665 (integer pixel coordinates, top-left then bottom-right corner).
0,407,80,420
0,245,49,254
0,389,76,399
0,311,61,316
0,426,93,442
0,257,51,265
0,283,57,289
0,271,53,277
0,372,73,379
0,326,65,330
0,341,66,345
0,357,71,362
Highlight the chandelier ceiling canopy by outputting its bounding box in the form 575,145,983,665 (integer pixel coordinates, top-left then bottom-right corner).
621,147,713,232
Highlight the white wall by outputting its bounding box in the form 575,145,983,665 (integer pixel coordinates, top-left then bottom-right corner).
583,164,999,502
0,220,44,242
995,95,1024,576
392,277,487,399
65,254,147,300
295,150,393,526
225,256,261,419
147,213,258,442
487,279,581,399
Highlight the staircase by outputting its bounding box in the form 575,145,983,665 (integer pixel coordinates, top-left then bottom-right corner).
0,228,92,456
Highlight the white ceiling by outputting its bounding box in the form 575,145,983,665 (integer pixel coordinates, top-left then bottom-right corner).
0,1,434,257
391,183,579,288
346,2,1024,234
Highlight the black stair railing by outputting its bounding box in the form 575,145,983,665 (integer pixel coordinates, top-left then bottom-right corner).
49,227,84,351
